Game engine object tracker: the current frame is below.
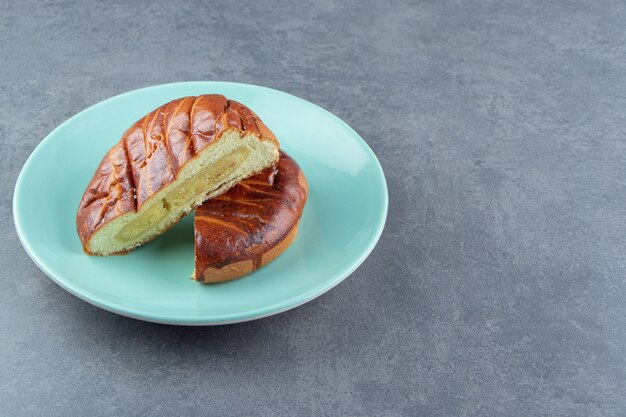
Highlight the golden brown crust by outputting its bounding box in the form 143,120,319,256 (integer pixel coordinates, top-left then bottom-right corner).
193,151,308,283
76,95,278,254
196,223,300,283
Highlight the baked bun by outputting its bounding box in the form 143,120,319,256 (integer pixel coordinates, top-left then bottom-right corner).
193,151,308,283
77,95,279,255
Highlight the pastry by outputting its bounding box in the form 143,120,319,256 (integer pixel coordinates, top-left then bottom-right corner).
77,95,279,255
193,151,307,283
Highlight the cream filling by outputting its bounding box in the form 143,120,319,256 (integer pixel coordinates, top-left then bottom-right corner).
116,147,250,242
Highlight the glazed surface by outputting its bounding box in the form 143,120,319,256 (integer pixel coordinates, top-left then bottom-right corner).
194,151,308,280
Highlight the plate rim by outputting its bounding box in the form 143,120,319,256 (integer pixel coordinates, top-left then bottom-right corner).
12,81,389,325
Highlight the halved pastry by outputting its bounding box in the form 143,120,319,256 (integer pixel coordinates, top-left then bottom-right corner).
77,95,279,255
193,151,308,283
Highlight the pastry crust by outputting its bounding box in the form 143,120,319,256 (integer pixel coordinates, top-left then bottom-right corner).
193,223,300,283
193,152,308,283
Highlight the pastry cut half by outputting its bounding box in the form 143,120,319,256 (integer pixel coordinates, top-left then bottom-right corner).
193,151,308,283
77,95,280,255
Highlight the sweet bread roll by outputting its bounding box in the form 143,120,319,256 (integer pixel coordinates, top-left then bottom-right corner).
77,95,279,255
193,151,308,283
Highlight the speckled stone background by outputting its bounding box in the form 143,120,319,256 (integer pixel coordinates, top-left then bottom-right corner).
1,0,625,416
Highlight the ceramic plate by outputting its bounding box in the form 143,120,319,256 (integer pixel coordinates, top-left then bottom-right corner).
13,82,388,325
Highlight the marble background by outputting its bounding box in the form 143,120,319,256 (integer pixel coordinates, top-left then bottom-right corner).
1,0,625,415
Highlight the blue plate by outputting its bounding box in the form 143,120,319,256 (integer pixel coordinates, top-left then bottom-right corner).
13,82,388,325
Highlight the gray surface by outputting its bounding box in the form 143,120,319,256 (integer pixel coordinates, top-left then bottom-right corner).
1,0,625,415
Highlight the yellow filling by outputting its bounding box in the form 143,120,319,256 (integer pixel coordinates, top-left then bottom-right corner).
116,147,250,243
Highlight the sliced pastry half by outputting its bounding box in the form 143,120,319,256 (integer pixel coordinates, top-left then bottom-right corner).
77,95,279,255
193,151,308,283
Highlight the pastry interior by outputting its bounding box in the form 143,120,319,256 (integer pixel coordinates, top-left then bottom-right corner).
86,130,278,255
